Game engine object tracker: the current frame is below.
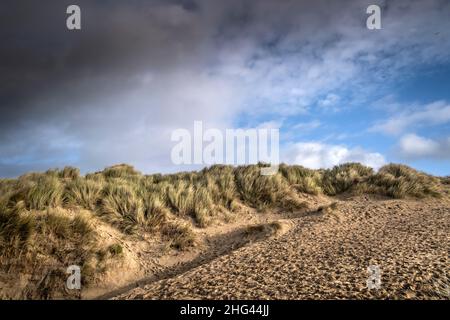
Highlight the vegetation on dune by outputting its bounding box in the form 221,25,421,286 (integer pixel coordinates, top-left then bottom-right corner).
0,163,444,233
441,176,450,185
320,163,374,196
0,163,444,238
351,164,440,198
0,162,446,298
0,201,102,299
279,164,322,195
235,165,305,211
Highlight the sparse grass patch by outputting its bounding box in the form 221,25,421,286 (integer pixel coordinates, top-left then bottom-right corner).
245,221,283,239
161,221,196,250
108,243,123,257
318,202,339,214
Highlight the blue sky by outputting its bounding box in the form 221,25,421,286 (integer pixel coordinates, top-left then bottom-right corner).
275,64,450,175
1,0,450,177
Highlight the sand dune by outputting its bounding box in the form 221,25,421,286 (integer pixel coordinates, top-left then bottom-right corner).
114,196,449,300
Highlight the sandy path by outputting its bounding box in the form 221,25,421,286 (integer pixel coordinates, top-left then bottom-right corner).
114,196,450,300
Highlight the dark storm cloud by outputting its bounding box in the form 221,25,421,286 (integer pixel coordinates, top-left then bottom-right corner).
0,0,243,175
1,0,203,120
1,0,449,177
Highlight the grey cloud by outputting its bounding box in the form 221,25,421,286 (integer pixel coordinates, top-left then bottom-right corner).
1,0,450,176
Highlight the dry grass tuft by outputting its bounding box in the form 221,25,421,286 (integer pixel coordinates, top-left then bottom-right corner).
320,163,374,196
318,202,339,214
64,178,102,210
99,180,144,233
161,221,196,250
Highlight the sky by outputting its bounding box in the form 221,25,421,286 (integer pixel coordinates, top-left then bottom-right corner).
1,0,450,177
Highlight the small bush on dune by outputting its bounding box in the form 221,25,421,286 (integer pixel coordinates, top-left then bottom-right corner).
59,166,80,180
0,203,98,299
108,243,123,256
235,165,276,209
318,202,339,214
102,164,141,179
441,176,450,185
365,164,440,198
27,208,97,299
161,221,195,250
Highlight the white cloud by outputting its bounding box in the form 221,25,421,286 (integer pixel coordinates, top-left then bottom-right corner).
398,134,450,159
284,142,385,170
293,120,321,131
255,120,283,130
318,94,340,108
371,101,450,135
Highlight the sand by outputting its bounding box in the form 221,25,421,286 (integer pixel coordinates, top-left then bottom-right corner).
112,195,449,300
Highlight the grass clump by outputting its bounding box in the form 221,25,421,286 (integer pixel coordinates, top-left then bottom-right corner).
363,164,441,198
165,180,195,216
245,221,283,239
99,180,144,233
102,164,141,179
108,243,123,257
0,204,102,299
318,202,339,214
0,201,35,258
279,164,322,195
161,221,196,250
235,164,305,211
200,165,237,210
25,174,64,210
59,166,80,180
64,178,102,210
320,163,374,196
